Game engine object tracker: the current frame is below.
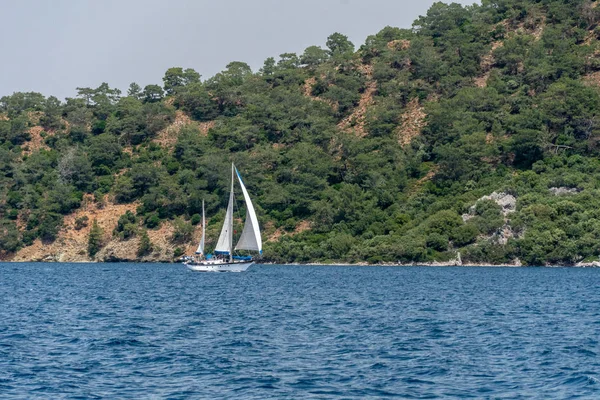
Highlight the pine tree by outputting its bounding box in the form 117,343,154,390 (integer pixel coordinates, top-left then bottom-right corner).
87,219,103,258
137,230,152,257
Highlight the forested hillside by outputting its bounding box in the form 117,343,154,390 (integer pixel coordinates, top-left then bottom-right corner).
3,0,600,265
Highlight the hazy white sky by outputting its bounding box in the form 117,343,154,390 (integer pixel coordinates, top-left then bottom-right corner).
1,0,476,99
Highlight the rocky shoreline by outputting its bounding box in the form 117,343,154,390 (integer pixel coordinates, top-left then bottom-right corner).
3,259,596,268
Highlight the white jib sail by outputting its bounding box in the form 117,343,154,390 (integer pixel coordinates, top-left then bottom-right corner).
234,167,262,252
215,165,235,254
195,200,205,255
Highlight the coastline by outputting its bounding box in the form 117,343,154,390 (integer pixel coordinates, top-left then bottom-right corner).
1,257,599,268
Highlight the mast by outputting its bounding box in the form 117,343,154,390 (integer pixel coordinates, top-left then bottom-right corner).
229,163,234,263
195,199,205,256
214,164,235,258
200,199,205,255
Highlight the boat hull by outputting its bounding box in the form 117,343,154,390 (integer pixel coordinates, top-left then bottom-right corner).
185,261,254,272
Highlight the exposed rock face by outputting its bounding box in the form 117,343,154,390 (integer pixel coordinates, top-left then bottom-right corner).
549,187,581,196
479,192,517,216
397,98,427,147
5,196,202,263
494,225,517,246
462,192,517,222
337,63,376,137
462,192,520,245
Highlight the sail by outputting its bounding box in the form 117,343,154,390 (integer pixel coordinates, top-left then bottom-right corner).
215,166,234,255
195,200,205,255
234,168,262,253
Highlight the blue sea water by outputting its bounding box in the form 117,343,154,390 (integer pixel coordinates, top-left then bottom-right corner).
1,263,600,399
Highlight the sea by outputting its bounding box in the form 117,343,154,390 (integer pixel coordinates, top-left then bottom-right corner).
1,263,599,399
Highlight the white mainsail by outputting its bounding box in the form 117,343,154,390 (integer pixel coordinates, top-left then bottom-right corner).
214,164,235,257
234,167,262,253
195,200,205,255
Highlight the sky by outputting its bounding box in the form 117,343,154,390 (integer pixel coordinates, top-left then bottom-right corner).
1,0,477,100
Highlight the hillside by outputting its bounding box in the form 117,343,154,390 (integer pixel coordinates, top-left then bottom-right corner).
3,0,600,266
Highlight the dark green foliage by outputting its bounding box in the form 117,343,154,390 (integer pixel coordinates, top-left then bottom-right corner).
143,85,164,103
171,217,194,243
74,216,89,230
191,213,201,225
87,219,103,257
88,134,122,170
137,230,152,257
326,33,355,57
114,210,137,239
173,247,184,258
0,221,20,252
163,67,201,95
301,45,329,68
427,233,449,251
145,214,161,229
452,224,479,247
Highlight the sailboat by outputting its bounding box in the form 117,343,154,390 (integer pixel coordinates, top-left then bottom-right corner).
184,163,262,272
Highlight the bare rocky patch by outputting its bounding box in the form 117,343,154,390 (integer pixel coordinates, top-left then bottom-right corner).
337,64,376,137
22,126,51,156
397,98,427,147
153,110,208,150
267,220,312,243
549,187,581,196
386,39,411,51
474,41,504,88
462,192,520,246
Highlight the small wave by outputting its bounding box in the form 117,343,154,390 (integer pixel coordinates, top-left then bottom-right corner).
563,374,599,387
223,340,253,348
290,378,320,389
2,333,27,340
403,377,435,385
564,346,597,357
370,362,387,370
99,338,150,348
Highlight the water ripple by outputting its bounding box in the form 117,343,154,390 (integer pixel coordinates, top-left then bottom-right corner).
1,263,600,398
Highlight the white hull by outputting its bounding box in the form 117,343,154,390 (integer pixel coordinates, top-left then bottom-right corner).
185,261,254,272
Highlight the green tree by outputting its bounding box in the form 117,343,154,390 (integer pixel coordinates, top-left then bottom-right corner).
163,67,201,95
171,217,194,243
88,219,103,257
326,32,354,57
143,84,164,103
300,46,329,68
128,82,142,99
137,230,153,257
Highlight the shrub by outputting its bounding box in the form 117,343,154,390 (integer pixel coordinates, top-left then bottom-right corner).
190,213,201,226
171,217,193,243
137,230,153,257
74,216,89,230
173,247,184,258
426,233,449,251
88,219,103,257
145,214,160,229
452,224,479,247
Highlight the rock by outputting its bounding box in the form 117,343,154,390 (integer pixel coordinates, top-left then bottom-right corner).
549,187,580,196
462,191,517,221
42,254,59,262
493,225,514,245
476,192,516,216
462,213,474,223
575,260,600,267
461,192,522,245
